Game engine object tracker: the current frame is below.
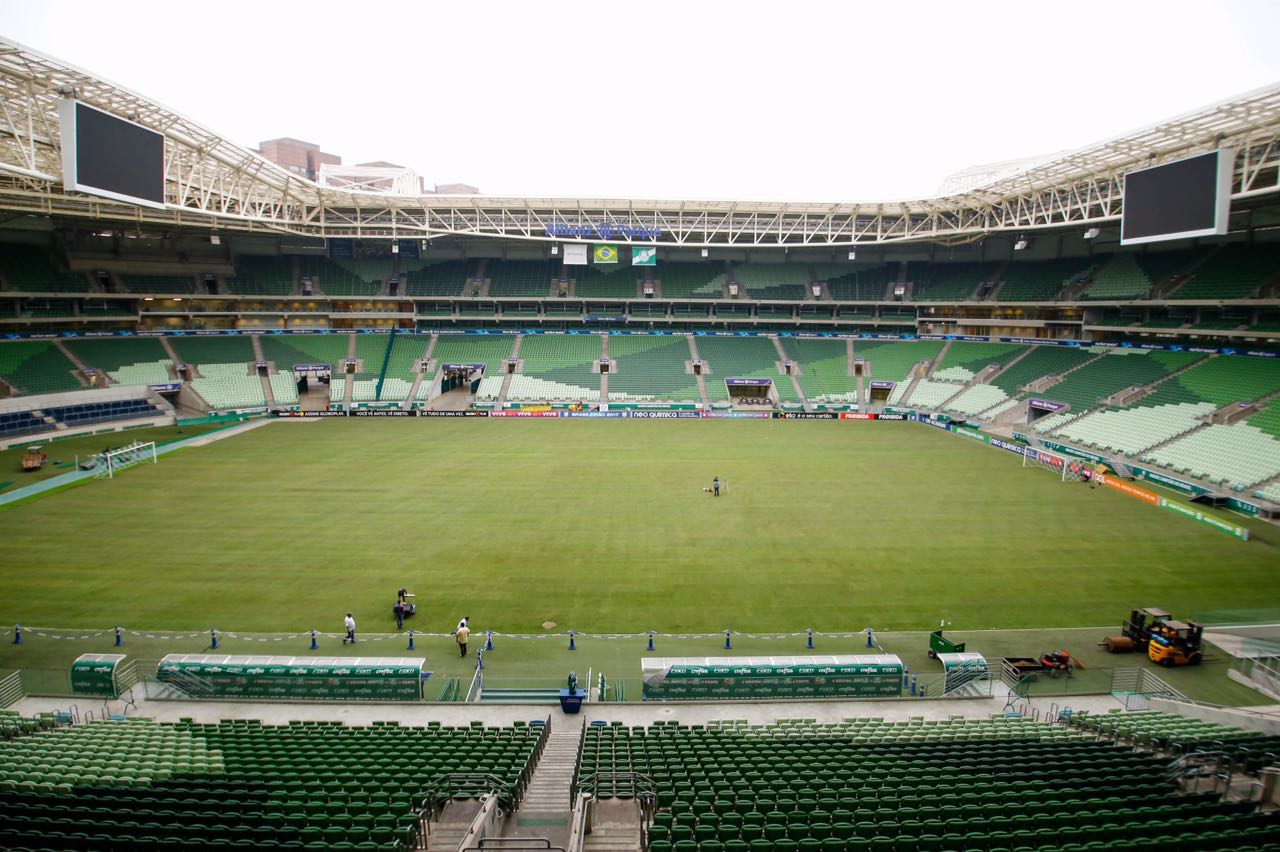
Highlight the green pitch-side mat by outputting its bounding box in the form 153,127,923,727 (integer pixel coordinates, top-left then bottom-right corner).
642,655,904,700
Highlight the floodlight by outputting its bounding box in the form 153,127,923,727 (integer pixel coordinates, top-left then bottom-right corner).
391,242,399,254
700,248,709,258
1014,239,1029,251
1083,228,1100,239
550,244,559,255
848,250,857,260
209,235,220,245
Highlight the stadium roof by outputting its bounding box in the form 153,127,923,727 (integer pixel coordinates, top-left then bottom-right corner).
1,37,1279,247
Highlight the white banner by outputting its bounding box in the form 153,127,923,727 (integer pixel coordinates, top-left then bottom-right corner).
563,244,588,266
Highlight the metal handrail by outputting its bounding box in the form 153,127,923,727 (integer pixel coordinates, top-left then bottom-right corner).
566,792,592,852
571,770,658,848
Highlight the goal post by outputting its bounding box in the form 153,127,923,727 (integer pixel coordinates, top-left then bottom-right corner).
95,441,158,479
1022,447,1084,482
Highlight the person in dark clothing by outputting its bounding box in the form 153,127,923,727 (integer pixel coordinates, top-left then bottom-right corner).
713,477,720,497
393,601,406,630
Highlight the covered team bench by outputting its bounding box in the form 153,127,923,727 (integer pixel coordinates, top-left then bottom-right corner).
156,654,430,701
642,655,904,700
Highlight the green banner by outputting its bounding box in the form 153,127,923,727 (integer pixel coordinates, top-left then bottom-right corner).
71,654,127,698
1157,497,1250,541
1130,465,1208,496
631,247,656,266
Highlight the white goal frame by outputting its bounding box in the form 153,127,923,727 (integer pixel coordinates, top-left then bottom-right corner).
96,441,158,479
1022,447,1084,482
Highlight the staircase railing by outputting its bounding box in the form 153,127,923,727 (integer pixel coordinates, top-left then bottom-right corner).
571,770,657,849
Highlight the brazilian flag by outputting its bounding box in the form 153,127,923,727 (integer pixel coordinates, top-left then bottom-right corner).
593,244,618,264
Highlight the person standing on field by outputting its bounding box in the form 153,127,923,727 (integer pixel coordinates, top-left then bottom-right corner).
456,622,470,658
343,612,356,645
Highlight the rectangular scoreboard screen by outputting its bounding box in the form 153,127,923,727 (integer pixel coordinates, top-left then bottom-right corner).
1120,149,1232,246
58,100,165,209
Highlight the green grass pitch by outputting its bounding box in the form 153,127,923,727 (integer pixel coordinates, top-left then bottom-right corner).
1,418,1276,636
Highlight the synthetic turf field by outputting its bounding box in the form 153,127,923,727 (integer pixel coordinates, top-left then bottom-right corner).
1,418,1276,636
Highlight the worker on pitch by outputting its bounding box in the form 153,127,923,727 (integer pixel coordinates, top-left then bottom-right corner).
702,477,721,496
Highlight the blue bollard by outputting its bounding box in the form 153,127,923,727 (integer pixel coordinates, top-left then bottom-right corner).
115,627,123,647
476,649,484,670
12,625,20,645
865,628,875,648
485,630,493,652
407,629,415,650
210,628,219,650
902,672,909,688
724,629,732,650
806,628,814,650
310,630,318,650
920,685,927,697
910,675,918,696
646,631,655,652
568,630,576,651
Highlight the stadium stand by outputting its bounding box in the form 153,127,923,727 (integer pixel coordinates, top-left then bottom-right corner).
1138,354,1280,409
906,379,965,409
1049,402,1215,456
853,339,945,393
0,715,544,852
486,261,553,297
1030,349,1203,418
268,371,300,405
120,274,198,295
258,334,351,370
590,717,1279,852
0,341,83,395
908,263,998,301
944,383,1018,417
1067,709,1280,766
655,263,728,299
571,263,641,298
169,335,257,365
226,256,296,295
989,346,1096,395
108,359,173,386
189,363,267,409
732,263,811,300
695,336,796,402
820,264,897,301
930,341,1027,382
402,260,473,297
509,334,601,400
1144,416,1280,487
383,334,430,380
297,257,378,297
64,337,168,373
0,410,54,439
1082,251,1200,300
352,334,391,378
332,257,395,290
607,335,701,402
430,334,516,377
1170,244,1277,299
779,337,856,403
0,245,90,293
44,397,163,428
997,259,1091,301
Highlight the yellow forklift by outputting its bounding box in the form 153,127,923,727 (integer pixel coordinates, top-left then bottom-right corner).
1147,620,1204,667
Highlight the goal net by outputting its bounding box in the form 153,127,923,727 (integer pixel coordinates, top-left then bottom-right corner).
94,441,158,479
1022,447,1085,482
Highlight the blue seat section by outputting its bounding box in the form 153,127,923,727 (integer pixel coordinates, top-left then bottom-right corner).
42,399,162,428
0,411,55,439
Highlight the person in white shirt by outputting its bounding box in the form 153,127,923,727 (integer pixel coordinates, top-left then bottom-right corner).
343,612,356,644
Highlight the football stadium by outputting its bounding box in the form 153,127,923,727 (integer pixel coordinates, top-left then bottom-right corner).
2,7,1280,850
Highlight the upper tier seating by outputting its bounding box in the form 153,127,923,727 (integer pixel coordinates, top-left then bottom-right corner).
65,337,168,373
226,256,296,295
169,335,257,365
0,245,90,292
258,334,352,370
908,263,999,301
853,340,945,391
297,257,379,297
332,257,395,290
0,341,83,395
989,346,1097,395
997,259,1091,301
1171,244,1277,299
120,274,198,295
0,715,544,852
402,261,474,297
820,264,897,301
656,263,729,299
486,261,553,297
607,335,701,402
1083,251,1200,300
779,337,855,403
695,336,797,402
571,263,641,298
108,360,173,386
590,717,1279,852
732,264,811,301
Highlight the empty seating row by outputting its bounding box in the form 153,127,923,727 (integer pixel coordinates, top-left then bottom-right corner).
607,336,701,402
0,342,83,395
44,398,161,427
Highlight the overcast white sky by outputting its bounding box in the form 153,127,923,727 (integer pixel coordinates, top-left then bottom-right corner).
3,0,1279,201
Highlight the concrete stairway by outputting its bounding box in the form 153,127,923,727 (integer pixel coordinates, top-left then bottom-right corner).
686,336,710,408
500,723,583,848
424,799,484,852
583,800,643,852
